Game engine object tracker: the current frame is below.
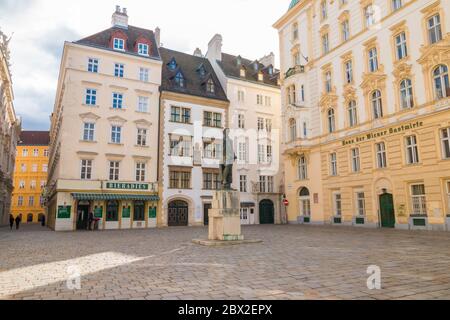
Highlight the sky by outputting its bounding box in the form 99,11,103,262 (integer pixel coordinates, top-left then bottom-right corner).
0,0,289,131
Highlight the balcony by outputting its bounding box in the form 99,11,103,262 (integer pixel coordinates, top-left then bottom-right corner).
284,65,305,80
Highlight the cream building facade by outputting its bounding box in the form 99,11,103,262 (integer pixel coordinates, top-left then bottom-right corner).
0,29,21,227
46,7,162,231
206,35,284,225
274,0,450,230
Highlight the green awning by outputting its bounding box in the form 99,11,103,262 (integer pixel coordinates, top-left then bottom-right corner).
71,193,159,201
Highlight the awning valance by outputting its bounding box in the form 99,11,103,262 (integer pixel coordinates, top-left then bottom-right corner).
71,193,159,202
241,202,256,208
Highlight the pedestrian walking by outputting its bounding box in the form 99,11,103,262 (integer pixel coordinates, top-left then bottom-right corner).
15,214,22,230
88,211,94,231
9,214,14,230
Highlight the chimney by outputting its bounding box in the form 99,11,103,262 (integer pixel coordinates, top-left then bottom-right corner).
193,48,203,57
206,34,222,62
155,27,161,47
259,52,275,67
111,5,129,29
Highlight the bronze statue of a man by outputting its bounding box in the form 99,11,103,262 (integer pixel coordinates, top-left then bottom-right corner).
220,128,236,190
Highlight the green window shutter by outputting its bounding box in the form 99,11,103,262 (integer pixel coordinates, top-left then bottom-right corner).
149,207,157,219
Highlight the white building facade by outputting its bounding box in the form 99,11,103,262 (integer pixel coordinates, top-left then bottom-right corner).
206,35,284,225
46,7,162,231
158,48,230,227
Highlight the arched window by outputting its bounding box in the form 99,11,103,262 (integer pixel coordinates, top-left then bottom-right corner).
206,79,215,93
433,65,449,100
348,100,358,127
325,72,332,93
327,108,335,133
298,187,311,217
175,72,185,88
371,90,383,119
298,155,308,180
289,118,297,141
400,79,414,109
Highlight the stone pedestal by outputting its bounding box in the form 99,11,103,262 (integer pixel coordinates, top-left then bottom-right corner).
208,190,244,241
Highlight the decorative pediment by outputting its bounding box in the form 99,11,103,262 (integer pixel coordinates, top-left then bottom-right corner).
79,112,100,121
392,61,413,81
134,119,152,128
319,89,338,110
338,10,350,23
286,149,310,166
417,35,450,70
360,71,387,94
343,85,357,103
107,116,127,124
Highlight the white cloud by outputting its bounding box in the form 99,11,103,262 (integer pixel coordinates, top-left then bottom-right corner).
0,0,288,130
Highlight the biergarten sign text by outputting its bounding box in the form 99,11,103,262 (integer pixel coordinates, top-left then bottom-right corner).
106,182,149,190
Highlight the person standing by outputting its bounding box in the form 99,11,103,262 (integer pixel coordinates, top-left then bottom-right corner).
15,214,22,230
88,211,94,231
9,214,14,230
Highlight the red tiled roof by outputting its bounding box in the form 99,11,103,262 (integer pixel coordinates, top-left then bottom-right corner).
19,131,50,146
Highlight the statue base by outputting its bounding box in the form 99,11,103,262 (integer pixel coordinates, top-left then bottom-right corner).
208,190,244,241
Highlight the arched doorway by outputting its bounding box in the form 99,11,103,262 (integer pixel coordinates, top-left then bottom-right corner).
38,213,45,222
259,200,274,224
298,187,311,218
380,193,395,228
27,213,33,223
168,200,189,226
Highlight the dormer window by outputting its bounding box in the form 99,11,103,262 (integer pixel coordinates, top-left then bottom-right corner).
207,79,215,94
240,68,246,77
168,58,177,71
113,38,125,51
258,73,264,82
253,62,259,72
175,72,185,88
236,56,242,66
138,43,149,56
268,67,273,75
198,64,207,77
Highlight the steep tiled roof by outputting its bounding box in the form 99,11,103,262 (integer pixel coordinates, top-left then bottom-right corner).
159,48,228,102
19,131,50,146
75,25,160,60
217,53,280,87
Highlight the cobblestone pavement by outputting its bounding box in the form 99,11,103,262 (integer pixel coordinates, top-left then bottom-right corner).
1,224,450,300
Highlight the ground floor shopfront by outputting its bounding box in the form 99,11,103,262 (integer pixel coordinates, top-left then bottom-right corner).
284,106,450,231
46,180,159,231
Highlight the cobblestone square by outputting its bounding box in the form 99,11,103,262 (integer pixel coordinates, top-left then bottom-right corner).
1,225,450,300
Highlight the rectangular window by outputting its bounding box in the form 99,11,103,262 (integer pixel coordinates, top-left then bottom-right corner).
442,127,450,159
406,135,419,164
428,14,442,45
112,93,123,109
258,145,265,164
266,119,272,133
238,114,245,129
257,118,264,131
88,58,98,73
33,149,39,157
114,63,124,78
137,96,149,113
446,181,450,214
138,43,149,56
29,196,34,206
368,48,378,72
19,180,25,189
169,171,191,189
267,145,273,163
18,196,23,206
238,142,247,162
32,164,38,172
351,148,360,173
203,141,221,159
44,150,49,157
240,175,247,193
322,33,329,54
40,180,46,188
111,126,122,144
345,60,353,84
365,5,376,27
21,164,26,172
392,0,402,11
139,68,149,82
135,163,146,182
265,96,272,106
109,161,120,181
170,137,192,157
238,90,245,102
22,149,28,157
258,176,274,193
80,160,92,180
376,142,387,168
342,20,350,41
113,38,125,50
137,128,147,147
42,164,48,173
203,172,220,190
334,193,342,216
85,89,97,106
411,184,427,215
330,153,337,176
83,122,95,141
213,113,222,128
395,32,408,60
257,94,264,105
356,192,366,216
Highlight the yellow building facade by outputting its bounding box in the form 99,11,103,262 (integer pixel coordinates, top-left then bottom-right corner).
11,131,49,224
275,0,450,231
